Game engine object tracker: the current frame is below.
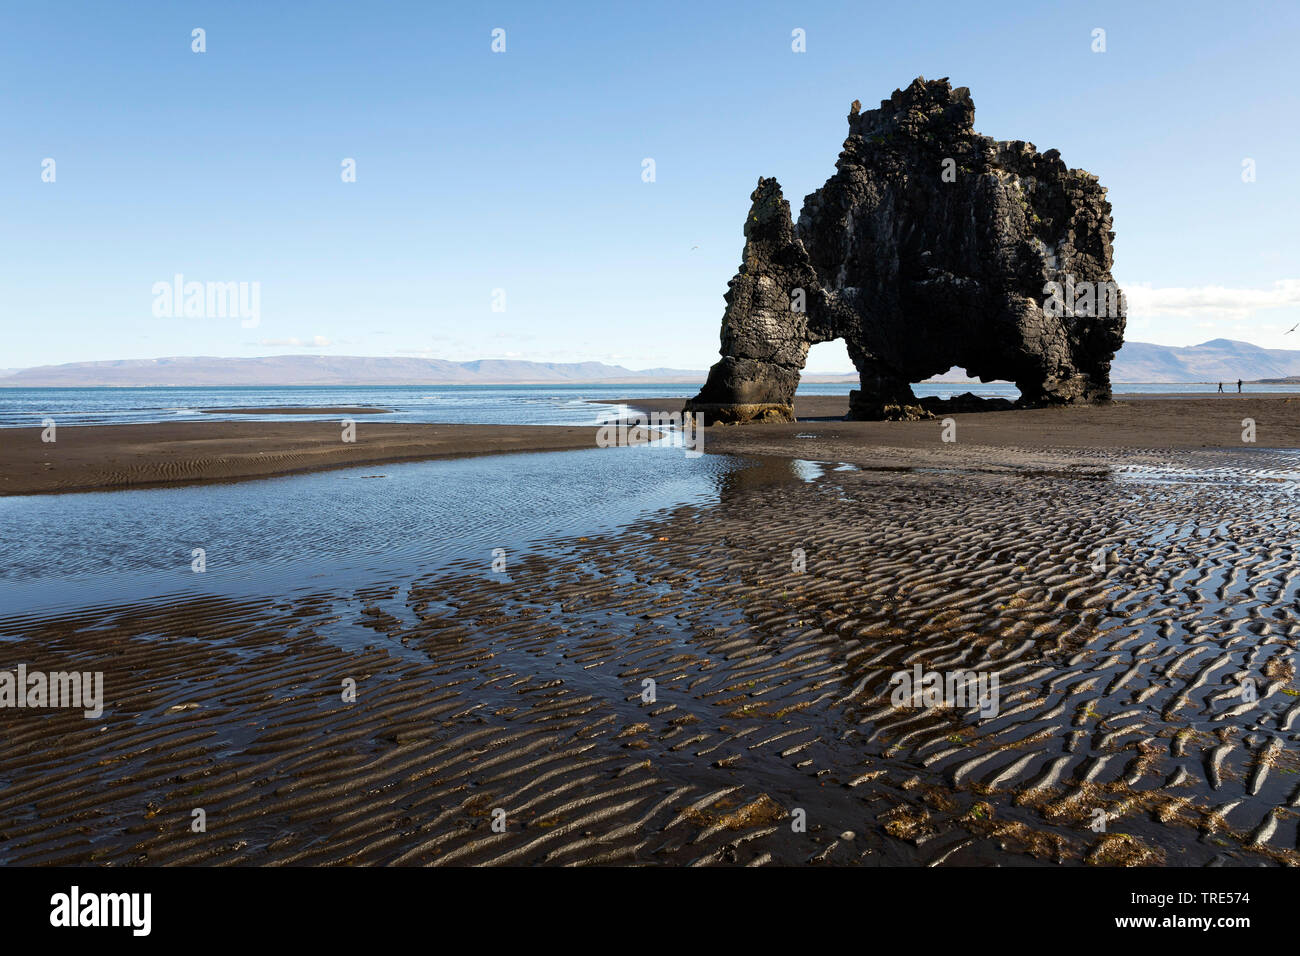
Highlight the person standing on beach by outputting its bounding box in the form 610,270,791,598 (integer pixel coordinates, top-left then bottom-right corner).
1218,382,1224,393
1237,379,1243,393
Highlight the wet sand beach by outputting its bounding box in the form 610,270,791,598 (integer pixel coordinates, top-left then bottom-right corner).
6,395,1297,496
607,393,1300,452
1,399,1298,866
0,421,617,495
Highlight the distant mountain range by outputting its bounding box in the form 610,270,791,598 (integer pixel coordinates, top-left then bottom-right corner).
1110,338,1300,383
0,356,707,387
1,339,1297,386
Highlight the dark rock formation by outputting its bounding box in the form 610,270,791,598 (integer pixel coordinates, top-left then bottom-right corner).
686,77,1126,423
919,392,1016,415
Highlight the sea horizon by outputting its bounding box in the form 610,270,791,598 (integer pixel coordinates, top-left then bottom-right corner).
3,380,1298,429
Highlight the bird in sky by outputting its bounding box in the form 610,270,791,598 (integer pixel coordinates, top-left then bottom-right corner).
1286,322,1298,334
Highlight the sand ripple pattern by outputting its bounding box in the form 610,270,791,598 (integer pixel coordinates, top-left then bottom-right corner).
1,446,1298,865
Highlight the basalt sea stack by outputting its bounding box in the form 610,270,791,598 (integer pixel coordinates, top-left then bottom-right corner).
686,77,1126,423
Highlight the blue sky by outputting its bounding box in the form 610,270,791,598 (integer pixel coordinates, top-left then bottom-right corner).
3,0,1298,372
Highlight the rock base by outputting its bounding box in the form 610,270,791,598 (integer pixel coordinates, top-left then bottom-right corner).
682,402,796,425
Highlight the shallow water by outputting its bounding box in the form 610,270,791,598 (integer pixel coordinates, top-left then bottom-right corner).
0,444,743,626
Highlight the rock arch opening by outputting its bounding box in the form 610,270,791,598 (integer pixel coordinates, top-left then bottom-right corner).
685,77,1124,424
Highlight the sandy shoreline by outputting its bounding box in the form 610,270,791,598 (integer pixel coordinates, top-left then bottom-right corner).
3,440,1299,865
604,394,1300,451
0,420,614,495
4,397,1299,865
6,395,1296,496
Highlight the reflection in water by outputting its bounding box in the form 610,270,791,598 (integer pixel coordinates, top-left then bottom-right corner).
710,456,820,501
17,445,1266,635
0,445,742,625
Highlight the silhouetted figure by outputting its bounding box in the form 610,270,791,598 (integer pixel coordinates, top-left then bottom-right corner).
1237,379,1243,393
1217,382,1224,393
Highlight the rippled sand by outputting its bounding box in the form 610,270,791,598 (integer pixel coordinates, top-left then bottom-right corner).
2,437,1297,866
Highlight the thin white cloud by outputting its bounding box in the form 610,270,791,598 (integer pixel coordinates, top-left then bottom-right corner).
1123,279,1300,320
256,336,331,347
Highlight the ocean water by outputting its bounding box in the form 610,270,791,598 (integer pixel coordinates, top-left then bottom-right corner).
2,381,1296,428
